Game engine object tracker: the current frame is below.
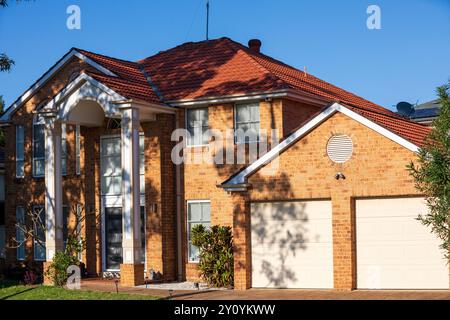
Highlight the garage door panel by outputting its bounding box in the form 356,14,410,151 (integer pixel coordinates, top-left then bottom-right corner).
358,265,449,289
251,201,332,222
251,200,333,289
252,220,333,244
356,197,449,289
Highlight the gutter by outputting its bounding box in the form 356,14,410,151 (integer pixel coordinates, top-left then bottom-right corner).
167,89,329,107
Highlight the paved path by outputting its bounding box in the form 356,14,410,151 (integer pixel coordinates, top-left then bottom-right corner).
80,279,450,300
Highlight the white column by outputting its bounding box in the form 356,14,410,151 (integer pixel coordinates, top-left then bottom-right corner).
119,105,142,265
44,115,63,261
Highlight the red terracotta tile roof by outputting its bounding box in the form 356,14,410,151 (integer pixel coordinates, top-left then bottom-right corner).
74,38,431,147
348,106,431,147
75,49,161,104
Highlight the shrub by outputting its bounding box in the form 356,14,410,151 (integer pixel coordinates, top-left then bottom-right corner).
191,225,233,288
45,251,79,286
45,236,85,286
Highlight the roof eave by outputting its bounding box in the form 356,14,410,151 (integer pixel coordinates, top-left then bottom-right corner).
0,48,117,122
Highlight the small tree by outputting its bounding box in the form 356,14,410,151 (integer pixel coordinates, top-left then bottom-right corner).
11,204,94,285
408,81,450,259
191,225,233,288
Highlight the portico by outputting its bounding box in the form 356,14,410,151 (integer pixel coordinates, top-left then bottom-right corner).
40,73,174,286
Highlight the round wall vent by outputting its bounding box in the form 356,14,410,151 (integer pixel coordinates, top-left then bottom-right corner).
326,135,353,163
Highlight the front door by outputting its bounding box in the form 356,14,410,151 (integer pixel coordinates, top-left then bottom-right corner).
104,206,146,271
105,207,123,270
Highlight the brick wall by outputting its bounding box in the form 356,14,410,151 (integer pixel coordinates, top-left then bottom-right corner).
180,99,315,282
246,112,425,289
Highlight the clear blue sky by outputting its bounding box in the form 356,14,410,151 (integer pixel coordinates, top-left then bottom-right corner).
0,0,449,111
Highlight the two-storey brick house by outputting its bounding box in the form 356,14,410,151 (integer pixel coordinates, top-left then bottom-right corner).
1,38,448,290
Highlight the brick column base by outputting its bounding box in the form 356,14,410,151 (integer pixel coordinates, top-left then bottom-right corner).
120,263,145,287
42,261,53,286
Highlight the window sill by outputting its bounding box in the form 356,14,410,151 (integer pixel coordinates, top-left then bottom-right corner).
234,140,260,145
186,144,209,148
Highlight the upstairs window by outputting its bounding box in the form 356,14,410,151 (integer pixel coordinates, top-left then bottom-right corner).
186,108,209,146
235,103,260,143
16,125,25,178
32,117,45,177
100,137,122,195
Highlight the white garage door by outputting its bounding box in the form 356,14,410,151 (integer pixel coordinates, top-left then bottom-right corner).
356,197,449,289
251,200,333,288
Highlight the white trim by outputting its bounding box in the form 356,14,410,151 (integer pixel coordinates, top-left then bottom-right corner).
185,107,209,147
223,102,420,186
167,89,329,107
0,49,117,121
45,73,126,119
234,102,261,144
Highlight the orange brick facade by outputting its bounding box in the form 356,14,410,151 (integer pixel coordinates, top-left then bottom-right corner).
245,112,447,290
4,60,447,290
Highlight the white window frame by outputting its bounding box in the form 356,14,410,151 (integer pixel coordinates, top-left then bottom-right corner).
100,134,145,196
186,200,211,263
75,125,81,175
32,116,45,178
185,107,209,147
33,205,46,261
100,135,122,196
16,206,25,260
15,125,25,178
234,102,261,144
61,123,67,176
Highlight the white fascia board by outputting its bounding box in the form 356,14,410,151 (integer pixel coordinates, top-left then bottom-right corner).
168,89,329,108
167,90,290,107
43,73,125,112
0,49,117,121
224,102,420,186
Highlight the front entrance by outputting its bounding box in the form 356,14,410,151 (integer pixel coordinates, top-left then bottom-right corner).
104,206,146,271
105,207,123,270
101,135,146,272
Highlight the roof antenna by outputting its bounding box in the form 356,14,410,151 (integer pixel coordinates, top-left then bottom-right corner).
206,0,210,40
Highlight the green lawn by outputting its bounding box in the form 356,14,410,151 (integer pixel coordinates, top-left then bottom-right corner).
0,283,160,300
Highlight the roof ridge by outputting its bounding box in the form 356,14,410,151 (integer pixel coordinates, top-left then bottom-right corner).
224,39,395,116
222,38,288,88
137,37,232,64
74,47,138,65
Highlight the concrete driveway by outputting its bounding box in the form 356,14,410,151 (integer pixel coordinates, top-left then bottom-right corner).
171,288,450,300
81,279,449,300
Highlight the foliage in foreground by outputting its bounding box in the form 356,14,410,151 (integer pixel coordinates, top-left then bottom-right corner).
408,80,450,259
191,225,234,288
